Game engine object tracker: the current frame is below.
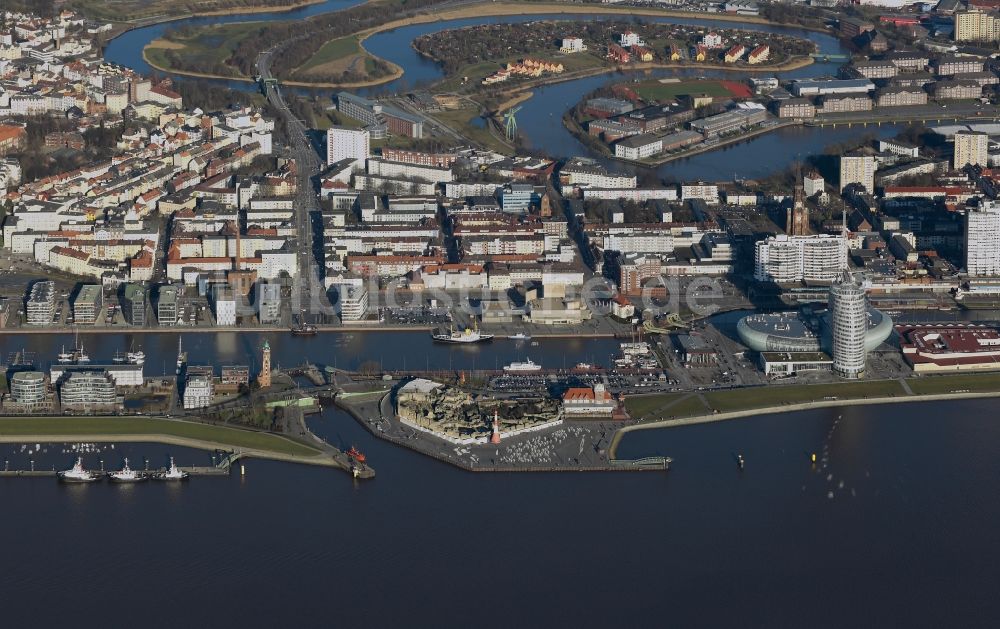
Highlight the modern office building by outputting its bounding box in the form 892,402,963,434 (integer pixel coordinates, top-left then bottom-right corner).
966,201,1000,276
25,281,55,326
754,234,848,283
183,375,213,410
337,285,369,321
212,286,237,326
840,154,875,193
954,131,989,170
10,371,47,406
326,126,369,166
71,285,102,325
257,282,282,324
829,271,869,379
122,283,146,326
157,284,179,325
59,370,120,412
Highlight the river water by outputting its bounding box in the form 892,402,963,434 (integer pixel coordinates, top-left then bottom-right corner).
3,391,999,626
102,5,911,180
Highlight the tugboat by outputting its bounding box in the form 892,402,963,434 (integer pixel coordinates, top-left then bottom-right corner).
158,457,189,481
432,323,494,344
346,446,366,464
58,457,101,483
108,458,146,483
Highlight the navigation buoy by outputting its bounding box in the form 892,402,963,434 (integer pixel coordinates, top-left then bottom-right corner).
810,453,817,463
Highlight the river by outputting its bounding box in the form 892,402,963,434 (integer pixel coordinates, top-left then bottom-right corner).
103,4,906,180
3,392,999,626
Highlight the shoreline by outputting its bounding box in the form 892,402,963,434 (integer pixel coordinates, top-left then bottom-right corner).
608,390,1000,459
0,326,620,337
139,1,827,87
0,416,340,468
112,0,329,29
0,433,339,467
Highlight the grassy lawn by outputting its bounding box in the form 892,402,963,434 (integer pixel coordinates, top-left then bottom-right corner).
632,79,733,101
432,108,511,154
627,393,712,421
704,380,907,413
907,372,1000,395
0,417,320,457
74,0,315,22
298,34,367,74
625,392,689,417
147,22,264,78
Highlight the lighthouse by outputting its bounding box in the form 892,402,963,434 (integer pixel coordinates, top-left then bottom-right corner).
257,340,272,388
490,409,501,445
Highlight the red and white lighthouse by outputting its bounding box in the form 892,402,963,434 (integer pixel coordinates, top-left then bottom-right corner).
490,409,501,445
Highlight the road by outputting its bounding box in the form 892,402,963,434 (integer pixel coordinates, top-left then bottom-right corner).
256,45,325,322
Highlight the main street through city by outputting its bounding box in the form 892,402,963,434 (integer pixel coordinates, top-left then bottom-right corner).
257,45,325,321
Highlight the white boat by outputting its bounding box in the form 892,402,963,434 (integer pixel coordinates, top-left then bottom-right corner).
57,346,74,363
159,457,188,481
503,358,542,372
58,457,101,483
112,350,127,364
432,324,494,344
176,337,186,375
109,458,146,483
127,351,145,366
507,333,531,341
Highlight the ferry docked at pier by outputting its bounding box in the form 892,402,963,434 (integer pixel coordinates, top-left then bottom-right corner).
58,458,101,483
432,324,494,344
109,458,146,483
503,358,542,373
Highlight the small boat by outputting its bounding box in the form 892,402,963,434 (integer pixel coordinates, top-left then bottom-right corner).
127,350,145,366
290,323,318,336
109,458,146,483
58,457,101,483
575,362,593,370
736,454,745,470
432,323,494,344
57,346,74,363
503,358,542,373
159,457,188,481
112,350,127,364
346,446,366,464
507,333,531,341
176,337,186,375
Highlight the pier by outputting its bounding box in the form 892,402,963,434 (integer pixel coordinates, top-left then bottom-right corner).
0,450,240,479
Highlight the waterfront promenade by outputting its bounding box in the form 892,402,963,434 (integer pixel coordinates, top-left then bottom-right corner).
610,387,1000,459
0,416,372,476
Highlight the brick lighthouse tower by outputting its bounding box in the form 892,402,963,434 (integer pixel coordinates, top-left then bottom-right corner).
490,409,501,445
257,340,272,388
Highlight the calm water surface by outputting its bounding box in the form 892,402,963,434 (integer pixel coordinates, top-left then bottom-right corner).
3,397,998,627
